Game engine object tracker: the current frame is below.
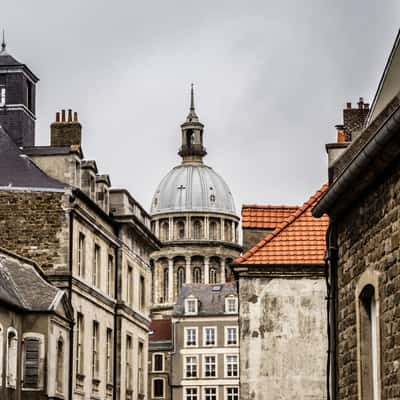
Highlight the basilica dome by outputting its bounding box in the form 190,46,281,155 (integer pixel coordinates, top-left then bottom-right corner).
151,163,236,216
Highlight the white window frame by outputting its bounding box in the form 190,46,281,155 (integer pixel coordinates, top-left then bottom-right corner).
152,353,165,372
224,326,238,346
224,354,239,378
203,326,217,347
184,386,199,400
152,377,165,399
185,297,198,315
202,354,217,378
184,327,198,348
203,386,218,400
225,296,238,314
184,355,199,378
225,386,239,400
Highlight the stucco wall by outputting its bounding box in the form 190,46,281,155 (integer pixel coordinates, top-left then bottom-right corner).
239,277,327,400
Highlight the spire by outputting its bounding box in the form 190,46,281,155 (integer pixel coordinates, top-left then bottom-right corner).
190,82,195,111
186,83,199,122
1,29,6,53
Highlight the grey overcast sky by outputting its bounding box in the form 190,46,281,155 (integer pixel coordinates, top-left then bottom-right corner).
2,1,399,212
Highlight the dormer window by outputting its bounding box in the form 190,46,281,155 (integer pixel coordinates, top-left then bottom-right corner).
225,296,238,314
185,297,198,315
0,86,5,106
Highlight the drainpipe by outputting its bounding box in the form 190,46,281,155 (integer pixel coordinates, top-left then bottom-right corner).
68,208,74,400
113,230,120,400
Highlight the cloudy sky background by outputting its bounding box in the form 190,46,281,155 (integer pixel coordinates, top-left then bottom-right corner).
2,1,399,212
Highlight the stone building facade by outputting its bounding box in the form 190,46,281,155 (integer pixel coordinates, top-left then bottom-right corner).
313,30,400,400
233,186,329,400
0,43,159,400
0,248,72,400
148,87,242,399
171,283,240,400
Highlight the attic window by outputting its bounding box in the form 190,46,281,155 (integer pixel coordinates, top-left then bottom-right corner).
185,297,198,315
225,296,238,314
210,194,216,203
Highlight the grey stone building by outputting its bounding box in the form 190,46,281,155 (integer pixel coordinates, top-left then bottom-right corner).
0,247,72,400
313,29,400,400
171,283,240,400
232,186,329,400
0,42,159,400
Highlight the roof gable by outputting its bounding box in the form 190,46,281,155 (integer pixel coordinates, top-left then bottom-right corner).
235,185,329,265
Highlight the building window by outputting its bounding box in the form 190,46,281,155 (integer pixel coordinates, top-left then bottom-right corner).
176,221,185,239
226,387,239,400
185,298,198,315
225,355,239,377
92,321,100,379
76,313,84,377
209,221,217,240
204,387,217,400
204,356,216,377
225,296,238,314
185,356,198,378
359,284,379,400
139,275,145,311
23,336,41,389
203,327,216,346
185,387,198,400
0,86,6,106
106,329,113,385
209,268,217,284
127,265,133,306
107,254,114,297
193,267,202,284
126,336,132,391
185,328,198,347
193,220,202,239
6,328,18,388
78,233,86,277
163,266,168,303
153,378,165,398
138,342,144,395
224,222,232,242
153,353,164,372
161,222,169,241
177,267,185,293
93,244,101,287
56,338,64,393
27,80,34,111
225,327,238,346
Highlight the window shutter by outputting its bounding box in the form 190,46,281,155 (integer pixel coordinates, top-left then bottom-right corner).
24,338,40,388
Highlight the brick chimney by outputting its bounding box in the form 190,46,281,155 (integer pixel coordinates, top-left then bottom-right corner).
50,109,82,147
343,98,369,141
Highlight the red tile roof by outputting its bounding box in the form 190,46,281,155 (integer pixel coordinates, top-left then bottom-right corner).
242,205,299,229
236,185,329,265
149,319,172,342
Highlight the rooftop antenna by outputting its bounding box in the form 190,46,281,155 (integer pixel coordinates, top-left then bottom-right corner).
1,29,6,52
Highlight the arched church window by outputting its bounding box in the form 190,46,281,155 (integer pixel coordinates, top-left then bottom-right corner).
163,267,169,303
186,130,195,146
56,337,64,393
161,222,169,241
209,221,217,240
7,328,18,388
193,220,202,240
177,268,185,293
176,221,185,240
209,268,217,284
224,221,232,242
193,267,202,284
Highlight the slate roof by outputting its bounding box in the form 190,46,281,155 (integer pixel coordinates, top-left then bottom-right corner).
242,205,299,229
173,282,238,317
235,185,329,265
0,249,62,311
149,319,172,342
0,126,65,190
0,49,22,66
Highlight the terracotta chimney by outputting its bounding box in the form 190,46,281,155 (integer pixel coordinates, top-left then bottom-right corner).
50,109,82,147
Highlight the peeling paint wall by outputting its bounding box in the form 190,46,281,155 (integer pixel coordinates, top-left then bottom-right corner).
239,277,327,400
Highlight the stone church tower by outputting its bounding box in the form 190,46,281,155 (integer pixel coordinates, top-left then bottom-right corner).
150,86,241,316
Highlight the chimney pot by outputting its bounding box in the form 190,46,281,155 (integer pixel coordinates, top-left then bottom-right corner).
358,97,364,109
68,109,72,122
61,110,66,122
364,103,369,109
335,124,346,143
346,102,352,109
56,112,60,122
74,112,78,122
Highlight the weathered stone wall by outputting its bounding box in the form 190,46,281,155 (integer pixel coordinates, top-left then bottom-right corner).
335,159,400,399
0,190,69,271
239,276,327,400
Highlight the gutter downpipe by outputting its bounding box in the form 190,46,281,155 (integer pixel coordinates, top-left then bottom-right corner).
313,104,400,218
68,207,74,400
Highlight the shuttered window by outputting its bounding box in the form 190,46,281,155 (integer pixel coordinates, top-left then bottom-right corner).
23,337,40,388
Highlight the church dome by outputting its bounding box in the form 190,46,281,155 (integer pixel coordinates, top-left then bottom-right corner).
151,164,236,216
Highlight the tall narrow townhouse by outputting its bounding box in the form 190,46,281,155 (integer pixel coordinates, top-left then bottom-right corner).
0,42,159,400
